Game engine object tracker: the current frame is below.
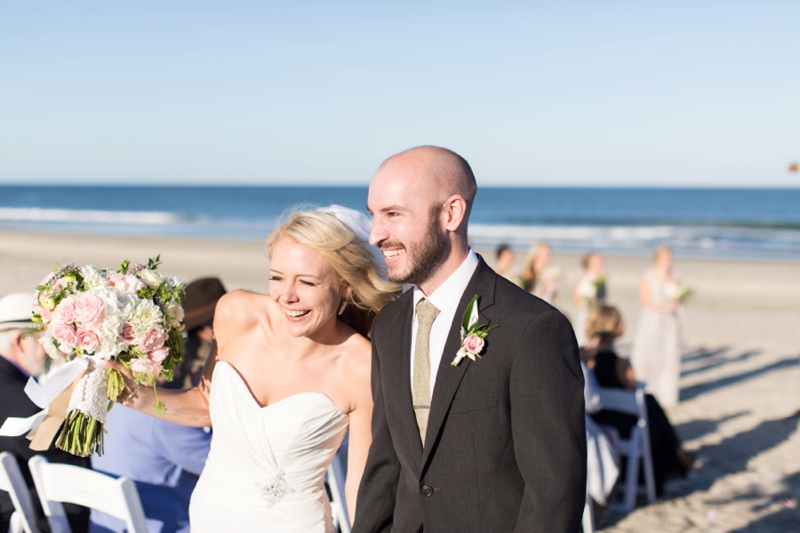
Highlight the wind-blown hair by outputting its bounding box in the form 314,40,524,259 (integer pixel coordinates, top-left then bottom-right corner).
266,209,399,337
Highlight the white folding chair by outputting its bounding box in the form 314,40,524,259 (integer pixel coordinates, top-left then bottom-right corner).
0,452,40,533
325,452,350,533
28,456,147,533
581,491,594,533
597,385,656,512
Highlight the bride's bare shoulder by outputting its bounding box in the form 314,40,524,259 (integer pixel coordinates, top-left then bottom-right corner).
338,330,372,381
213,290,272,336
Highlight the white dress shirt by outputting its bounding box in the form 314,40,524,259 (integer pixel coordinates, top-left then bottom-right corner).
410,249,480,395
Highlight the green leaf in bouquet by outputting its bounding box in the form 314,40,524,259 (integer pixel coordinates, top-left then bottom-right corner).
107,368,126,402
119,259,130,274
147,254,162,270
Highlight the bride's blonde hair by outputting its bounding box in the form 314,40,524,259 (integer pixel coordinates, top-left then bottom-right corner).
266,209,399,336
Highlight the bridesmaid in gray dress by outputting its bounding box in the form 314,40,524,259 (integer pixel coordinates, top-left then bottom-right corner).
630,246,682,407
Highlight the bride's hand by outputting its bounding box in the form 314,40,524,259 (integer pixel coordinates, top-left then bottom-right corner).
107,359,144,406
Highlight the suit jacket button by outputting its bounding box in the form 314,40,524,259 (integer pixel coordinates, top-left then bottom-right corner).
421,485,433,497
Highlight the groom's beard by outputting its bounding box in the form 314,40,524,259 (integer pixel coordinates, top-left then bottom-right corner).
385,211,450,286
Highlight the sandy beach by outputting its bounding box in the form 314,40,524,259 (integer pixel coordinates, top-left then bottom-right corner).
1,230,798,531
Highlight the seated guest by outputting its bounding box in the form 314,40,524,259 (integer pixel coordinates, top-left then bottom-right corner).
494,244,517,281
89,279,220,533
0,292,91,533
174,277,226,389
582,304,696,497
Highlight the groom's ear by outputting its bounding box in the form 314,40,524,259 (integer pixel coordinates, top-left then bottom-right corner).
441,194,468,233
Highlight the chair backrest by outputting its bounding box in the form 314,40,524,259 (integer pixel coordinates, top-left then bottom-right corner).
326,453,351,533
596,385,656,510
0,452,41,533
597,387,645,418
28,456,147,533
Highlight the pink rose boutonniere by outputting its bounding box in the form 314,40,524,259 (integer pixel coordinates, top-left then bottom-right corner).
452,295,498,366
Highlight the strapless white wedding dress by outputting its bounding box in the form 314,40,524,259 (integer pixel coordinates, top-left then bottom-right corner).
189,361,348,532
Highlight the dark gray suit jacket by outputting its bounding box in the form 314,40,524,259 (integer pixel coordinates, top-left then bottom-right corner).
352,259,586,533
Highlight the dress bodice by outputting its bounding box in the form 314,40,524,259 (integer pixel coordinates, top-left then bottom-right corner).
189,361,348,533
644,270,675,306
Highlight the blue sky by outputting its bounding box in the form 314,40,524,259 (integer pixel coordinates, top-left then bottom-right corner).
1,1,798,186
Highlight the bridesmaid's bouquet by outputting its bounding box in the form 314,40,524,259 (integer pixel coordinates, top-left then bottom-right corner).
665,281,693,302
21,256,184,456
577,274,607,303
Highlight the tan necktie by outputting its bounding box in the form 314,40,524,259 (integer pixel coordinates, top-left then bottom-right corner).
413,298,440,446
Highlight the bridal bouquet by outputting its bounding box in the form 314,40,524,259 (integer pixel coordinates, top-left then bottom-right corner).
16,256,185,456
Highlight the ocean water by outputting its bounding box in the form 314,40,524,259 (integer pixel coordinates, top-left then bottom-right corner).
1,186,799,261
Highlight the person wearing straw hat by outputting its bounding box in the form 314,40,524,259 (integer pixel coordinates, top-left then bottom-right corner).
0,292,91,533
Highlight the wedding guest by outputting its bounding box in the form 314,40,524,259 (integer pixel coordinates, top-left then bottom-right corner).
519,242,559,303
583,304,695,497
0,292,91,533
573,252,608,347
89,407,211,533
630,245,683,407
169,277,227,389
494,243,516,280
88,281,220,533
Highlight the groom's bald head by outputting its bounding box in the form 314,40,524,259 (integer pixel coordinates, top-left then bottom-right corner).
375,146,477,223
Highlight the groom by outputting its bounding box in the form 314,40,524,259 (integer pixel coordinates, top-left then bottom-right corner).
353,146,586,532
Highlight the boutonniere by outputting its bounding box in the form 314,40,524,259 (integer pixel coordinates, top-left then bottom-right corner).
452,295,498,367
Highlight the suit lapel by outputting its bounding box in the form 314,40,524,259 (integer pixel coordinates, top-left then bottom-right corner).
420,259,497,470
384,290,424,459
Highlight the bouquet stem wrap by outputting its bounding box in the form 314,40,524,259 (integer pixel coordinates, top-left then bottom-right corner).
55,358,111,457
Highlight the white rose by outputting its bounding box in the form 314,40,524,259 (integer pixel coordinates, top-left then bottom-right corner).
138,269,165,289
82,265,106,289
164,301,185,328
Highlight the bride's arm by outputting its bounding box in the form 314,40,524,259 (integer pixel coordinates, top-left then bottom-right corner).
344,343,374,521
112,290,253,426
111,341,216,427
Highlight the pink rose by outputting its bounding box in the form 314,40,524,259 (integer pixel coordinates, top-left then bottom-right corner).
76,329,100,352
463,334,485,355
130,356,162,376
107,272,145,293
54,298,76,325
151,346,169,363
139,325,165,352
39,307,52,321
120,324,136,342
74,294,105,326
53,325,77,349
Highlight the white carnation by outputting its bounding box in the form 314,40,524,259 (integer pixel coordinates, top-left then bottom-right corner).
138,269,164,289
82,265,106,289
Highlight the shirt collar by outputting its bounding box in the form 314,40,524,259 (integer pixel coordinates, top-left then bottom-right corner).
413,249,480,316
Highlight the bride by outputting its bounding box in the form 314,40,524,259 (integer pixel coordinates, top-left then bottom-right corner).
113,206,397,532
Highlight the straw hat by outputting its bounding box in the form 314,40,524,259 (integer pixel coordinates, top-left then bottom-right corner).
183,278,227,331
0,292,36,333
